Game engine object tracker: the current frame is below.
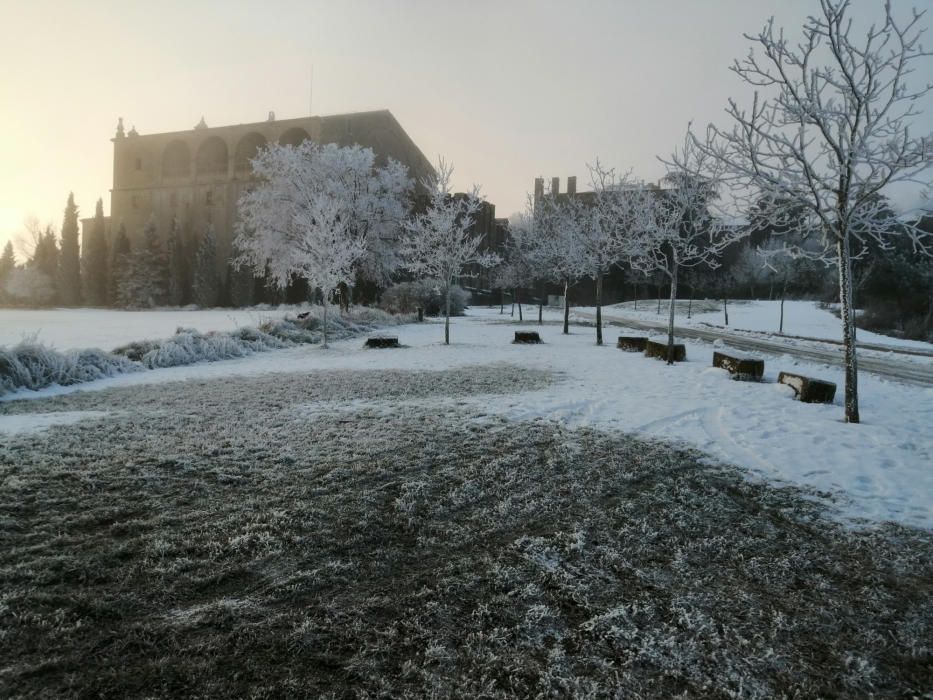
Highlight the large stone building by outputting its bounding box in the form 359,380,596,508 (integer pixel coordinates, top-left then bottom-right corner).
93,110,435,274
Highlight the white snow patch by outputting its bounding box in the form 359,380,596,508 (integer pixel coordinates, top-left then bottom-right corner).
3,307,932,530
0,305,308,351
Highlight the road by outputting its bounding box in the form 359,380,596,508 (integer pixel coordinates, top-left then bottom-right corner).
574,309,933,387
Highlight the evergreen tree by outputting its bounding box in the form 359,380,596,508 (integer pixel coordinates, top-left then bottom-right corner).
227,261,255,307
167,216,189,306
111,223,132,307
58,192,82,305
83,198,109,306
192,223,219,307
0,241,15,304
125,215,169,307
30,225,59,305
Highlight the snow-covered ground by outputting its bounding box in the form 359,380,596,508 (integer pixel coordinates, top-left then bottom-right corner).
0,306,305,351
588,298,933,351
3,306,931,530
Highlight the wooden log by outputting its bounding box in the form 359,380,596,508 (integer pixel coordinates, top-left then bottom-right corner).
513,331,542,344
777,371,836,403
616,336,648,352
713,350,764,381
644,339,686,362
364,336,400,349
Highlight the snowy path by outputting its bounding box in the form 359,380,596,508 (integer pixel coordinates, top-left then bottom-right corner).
572,308,933,386
3,307,932,530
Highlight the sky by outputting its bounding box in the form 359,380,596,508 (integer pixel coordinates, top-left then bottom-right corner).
1,0,932,260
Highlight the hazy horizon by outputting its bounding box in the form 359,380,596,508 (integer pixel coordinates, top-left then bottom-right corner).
1,0,931,259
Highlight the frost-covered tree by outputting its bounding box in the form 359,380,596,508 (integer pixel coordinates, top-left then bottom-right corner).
0,241,15,304
631,133,745,363
402,158,499,344
83,198,109,306
119,215,168,307
236,144,399,346
58,193,81,306
236,142,410,345
167,216,189,306
534,194,587,335
492,210,542,321
24,223,60,305
698,0,933,422
110,224,131,307
576,162,654,345
192,224,219,308
5,266,56,306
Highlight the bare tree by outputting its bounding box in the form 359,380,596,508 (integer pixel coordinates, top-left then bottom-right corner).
576,162,653,345
698,0,933,422
631,133,745,363
402,158,499,345
534,194,587,335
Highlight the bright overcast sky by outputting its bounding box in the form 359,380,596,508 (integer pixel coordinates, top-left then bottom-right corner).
1,0,931,258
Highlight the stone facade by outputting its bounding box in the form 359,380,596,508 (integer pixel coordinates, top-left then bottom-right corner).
107,110,435,273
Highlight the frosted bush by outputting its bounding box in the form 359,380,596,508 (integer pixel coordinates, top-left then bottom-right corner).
0,343,142,397
2,305,405,396
379,280,468,316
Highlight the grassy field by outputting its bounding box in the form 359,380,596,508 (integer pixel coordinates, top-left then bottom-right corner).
1,365,931,698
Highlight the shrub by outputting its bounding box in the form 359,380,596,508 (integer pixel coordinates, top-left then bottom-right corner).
0,343,142,397
379,281,468,316
2,306,407,397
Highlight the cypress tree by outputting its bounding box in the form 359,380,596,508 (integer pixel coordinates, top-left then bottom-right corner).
31,225,59,305
111,223,131,307
0,241,15,304
192,224,219,307
58,192,82,305
167,217,189,306
130,214,169,307
84,198,109,306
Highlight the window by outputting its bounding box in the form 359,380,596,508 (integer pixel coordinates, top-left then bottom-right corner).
135,157,142,171
205,190,213,206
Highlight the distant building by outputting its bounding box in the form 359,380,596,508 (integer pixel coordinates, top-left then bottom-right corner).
96,110,435,274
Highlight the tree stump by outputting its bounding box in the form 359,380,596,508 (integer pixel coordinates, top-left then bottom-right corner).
645,339,686,362
778,371,836,403
364,336,400,349
513,331,542,344
616,336,648,352
713,350,764,381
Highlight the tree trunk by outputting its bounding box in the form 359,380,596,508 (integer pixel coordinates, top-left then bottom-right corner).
538,281,544,325
562,279,570,335
779,274,786,334
837,235,859,423
516,288,523,322
633,282,638,311
687,285,693,320
499,288,504,314
656,284,662,315
322,300,329,349
445,285,451,345
666,264,678,365
723,292,729,326
595,273,603,346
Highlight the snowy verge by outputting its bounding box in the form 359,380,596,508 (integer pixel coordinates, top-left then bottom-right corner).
0,305,409,396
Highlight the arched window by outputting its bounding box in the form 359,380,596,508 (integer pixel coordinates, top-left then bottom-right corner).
196,136,229,176
234,132,267,173
279,127,311,147
162,140,191,178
